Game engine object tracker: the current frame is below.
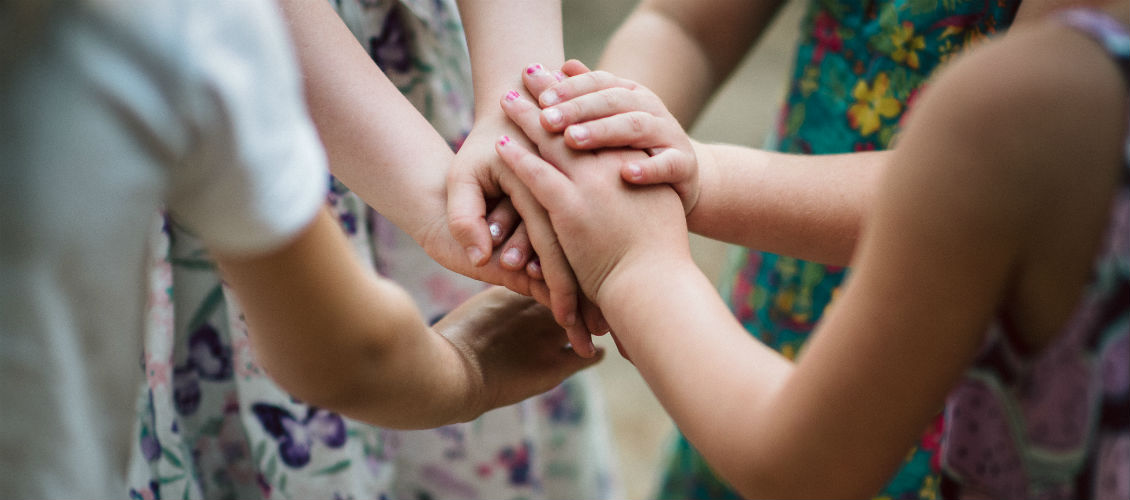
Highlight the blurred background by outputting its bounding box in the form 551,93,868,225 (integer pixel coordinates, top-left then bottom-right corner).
559,1,805,497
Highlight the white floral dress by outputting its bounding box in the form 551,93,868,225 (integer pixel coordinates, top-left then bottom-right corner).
126,1,619,498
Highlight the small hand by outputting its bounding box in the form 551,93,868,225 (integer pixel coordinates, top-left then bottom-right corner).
446,75,606,356
436,286,604,419
496,80,690,305
536,60,701,216
446,114,539,273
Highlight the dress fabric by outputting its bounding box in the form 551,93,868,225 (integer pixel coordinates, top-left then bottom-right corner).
656,0,1019,498
939,9,1129,499
127,1,619,499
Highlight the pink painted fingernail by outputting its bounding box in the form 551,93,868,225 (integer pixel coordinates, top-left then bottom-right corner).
543,108,563,125
554,71,566,82
498,135,511,146
505,90,520,102
568,125,589,143
526,63,544,75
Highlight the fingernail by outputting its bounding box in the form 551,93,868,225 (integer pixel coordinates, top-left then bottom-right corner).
498,135,511,146
564,311,577,327
568,125,589,143
527,258,542,275
539,90,559,106
627,163,643,180
526,63,544,75
488,222,502,243
466,246,486,265
502,247,522,267
543,107,563,125
554,71,566,82
504,90,520,102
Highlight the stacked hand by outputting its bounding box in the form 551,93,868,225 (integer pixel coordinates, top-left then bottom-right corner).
441,60,697,361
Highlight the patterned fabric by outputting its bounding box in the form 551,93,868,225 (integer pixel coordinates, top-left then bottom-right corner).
657,0,1019,498
126,1,619,498
940,9,1129,499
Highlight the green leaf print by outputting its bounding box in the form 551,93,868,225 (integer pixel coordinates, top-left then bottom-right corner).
265,455,277,479
909,0,939,16
161,446,184,468
313,459,353,476
185,285,224,333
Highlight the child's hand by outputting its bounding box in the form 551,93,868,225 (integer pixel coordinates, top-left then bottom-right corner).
496,84,691,304
445,67,611,357
536,60,701,216
435,286,604,419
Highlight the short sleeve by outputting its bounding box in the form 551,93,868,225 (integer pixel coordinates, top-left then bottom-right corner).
166,0,327,256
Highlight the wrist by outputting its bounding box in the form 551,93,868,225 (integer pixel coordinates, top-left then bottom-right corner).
595,249,700,312
685,140,717,231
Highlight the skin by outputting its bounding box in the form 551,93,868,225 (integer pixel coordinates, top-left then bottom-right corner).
274,0,604,355
216,209,603,429
496,5,1128,496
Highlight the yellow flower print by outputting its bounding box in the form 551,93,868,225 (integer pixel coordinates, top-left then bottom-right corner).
890,21,925,69
848,73,901,136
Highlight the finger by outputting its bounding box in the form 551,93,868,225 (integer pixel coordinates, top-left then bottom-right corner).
484,197,521,247
502,90,558,148
447,169,497,267
495,136,583,337
494,134,573,211
561,59,591,77
563,111,670,150
498,221,533,272
529,279,551,309
526,257,544,280
564,321,597,359
621,148,694,185
522,63,566,105
580,297,611,336
538,69,638,109
542,88,667,133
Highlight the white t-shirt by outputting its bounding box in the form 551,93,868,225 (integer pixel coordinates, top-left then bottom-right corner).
0,0,327,497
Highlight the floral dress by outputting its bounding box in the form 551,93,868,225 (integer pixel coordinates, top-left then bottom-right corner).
126,1,619,499
657,0,1018,498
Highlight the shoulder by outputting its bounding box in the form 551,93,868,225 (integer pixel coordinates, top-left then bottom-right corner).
897,14,1127,216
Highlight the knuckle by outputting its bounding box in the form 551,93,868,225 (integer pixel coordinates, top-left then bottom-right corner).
626,113,645,134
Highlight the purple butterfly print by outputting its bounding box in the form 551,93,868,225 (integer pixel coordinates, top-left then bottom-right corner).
172,324,232,415
369,6,412,74
251,403,347,468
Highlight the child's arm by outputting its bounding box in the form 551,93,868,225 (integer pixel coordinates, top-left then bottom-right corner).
274,0,605,354
498,19,1123,494
535,62,886,265
598,0,785,127
215,208,602,429
445,0,615,350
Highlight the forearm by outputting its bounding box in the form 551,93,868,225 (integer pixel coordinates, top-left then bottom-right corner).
690,142,888,265
275,0,453,238
598,0,781,126
596,259,795,494
217,211,476,429
456,0,564,115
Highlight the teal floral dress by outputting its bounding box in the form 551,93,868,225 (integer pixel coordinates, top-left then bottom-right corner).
126,1,619,499
657,0,1018,498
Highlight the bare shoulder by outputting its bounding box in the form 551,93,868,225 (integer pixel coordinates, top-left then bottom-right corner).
897,9,1127,210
